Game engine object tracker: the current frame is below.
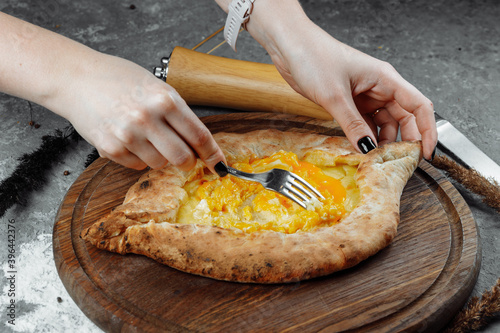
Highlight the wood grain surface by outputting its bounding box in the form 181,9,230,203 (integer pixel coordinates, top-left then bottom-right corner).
166,47,331,120
53,113,481,333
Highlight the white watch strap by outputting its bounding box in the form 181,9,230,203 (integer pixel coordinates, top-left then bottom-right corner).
224,0,255,51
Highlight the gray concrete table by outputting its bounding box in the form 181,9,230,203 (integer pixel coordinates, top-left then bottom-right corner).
0,0,498,332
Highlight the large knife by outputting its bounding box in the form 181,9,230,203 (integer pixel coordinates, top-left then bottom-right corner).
434,114,500,184
154,47,500,184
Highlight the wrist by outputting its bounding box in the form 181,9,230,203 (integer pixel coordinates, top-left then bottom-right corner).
242,0,311,57
41,45,101,120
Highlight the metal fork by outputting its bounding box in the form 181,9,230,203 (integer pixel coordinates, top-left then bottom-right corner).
214,162,325,209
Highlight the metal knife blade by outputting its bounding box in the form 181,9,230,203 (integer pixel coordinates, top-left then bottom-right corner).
435,113,500,184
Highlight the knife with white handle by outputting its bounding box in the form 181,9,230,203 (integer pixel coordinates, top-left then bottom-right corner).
154,47,500,184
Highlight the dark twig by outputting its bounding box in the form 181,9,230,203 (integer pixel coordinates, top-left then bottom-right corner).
431,155,500,213
0,126,81,218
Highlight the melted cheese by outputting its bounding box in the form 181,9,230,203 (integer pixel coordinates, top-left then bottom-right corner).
177,151,360,233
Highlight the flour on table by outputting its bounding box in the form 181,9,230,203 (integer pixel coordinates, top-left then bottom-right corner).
1,233,101,333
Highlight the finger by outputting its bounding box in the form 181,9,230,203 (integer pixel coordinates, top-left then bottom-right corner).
353,92,408,147
370,108,399,146
146,122,198,171
121,110,198,171
162,91,226,173
387,76,437,160
125,141,169,170
107,124,171,170
354,93,383,138
112,94,198,171
97,140,148,170
384,100,421,142
103,117,173,170
361,112,378,140
324,94,378,154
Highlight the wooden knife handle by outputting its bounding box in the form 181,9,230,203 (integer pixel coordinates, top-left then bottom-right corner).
166,47,332,120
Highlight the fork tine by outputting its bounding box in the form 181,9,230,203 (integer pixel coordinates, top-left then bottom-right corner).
289,174,325,200
280,188,308,209
284,182,310,202
220,163,324,210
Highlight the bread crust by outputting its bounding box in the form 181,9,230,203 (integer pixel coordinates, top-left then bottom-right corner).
81,129,422,283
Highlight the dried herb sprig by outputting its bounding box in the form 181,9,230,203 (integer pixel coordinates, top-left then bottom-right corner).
85,148,100,168
431,155,500,213
0,126,81,218
445,278,500,333
430,154,500,332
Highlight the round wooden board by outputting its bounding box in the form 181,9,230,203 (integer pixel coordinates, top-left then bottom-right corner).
53,113,480,333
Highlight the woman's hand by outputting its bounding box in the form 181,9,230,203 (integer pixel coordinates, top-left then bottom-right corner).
272,24,437,159
239,0,438,160
0,12,224,172
59,53,225,172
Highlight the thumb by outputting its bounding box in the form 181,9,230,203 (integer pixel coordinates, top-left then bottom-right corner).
325,97,377,154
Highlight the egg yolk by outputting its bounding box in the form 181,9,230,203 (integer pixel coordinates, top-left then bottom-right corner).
177,151,359,234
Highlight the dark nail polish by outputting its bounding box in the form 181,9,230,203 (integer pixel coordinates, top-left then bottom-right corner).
358,136,377,154
425,146,437,162
214,161,228,177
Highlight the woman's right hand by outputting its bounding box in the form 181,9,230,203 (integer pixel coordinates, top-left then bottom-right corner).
0,12,225,173
59,52,226,172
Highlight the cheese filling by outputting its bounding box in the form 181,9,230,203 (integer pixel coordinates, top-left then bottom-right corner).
177,150,360,233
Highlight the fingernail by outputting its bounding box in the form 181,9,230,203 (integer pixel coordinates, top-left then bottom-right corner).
425,146,437,162
357,136,377,154
214,161,228,177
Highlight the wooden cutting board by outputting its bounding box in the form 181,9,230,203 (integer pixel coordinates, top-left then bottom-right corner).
53,113,480,333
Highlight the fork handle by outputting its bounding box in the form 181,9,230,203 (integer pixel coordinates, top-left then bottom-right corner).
226,165,268,183
165,47,332,120
214,161,266,182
